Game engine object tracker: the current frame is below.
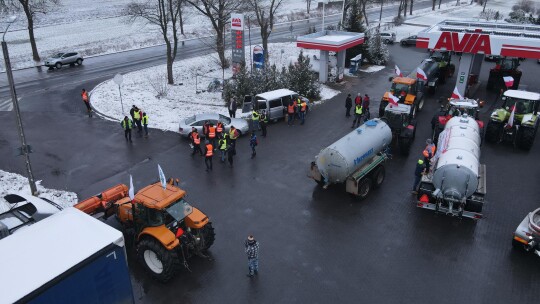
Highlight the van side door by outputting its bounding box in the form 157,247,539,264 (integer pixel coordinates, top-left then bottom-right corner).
242,95,253,113
268,98,283,120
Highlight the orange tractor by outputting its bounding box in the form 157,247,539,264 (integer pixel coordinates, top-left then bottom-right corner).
75,180,215,282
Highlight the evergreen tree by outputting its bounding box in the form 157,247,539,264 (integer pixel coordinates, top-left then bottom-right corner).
344,0,369,65
367,27,389,65
287,51,320,99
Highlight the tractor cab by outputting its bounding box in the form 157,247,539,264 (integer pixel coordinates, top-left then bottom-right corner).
487,57,522,91
494,57,520,71
383,103,414,134
501,93,538,116
387,77,418,106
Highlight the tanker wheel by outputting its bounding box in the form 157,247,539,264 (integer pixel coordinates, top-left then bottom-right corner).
516,126,536,150
137,237,180,283
371,166,386,189
398,137,412,156
485,121,502,143
356,178,372,200
195,222,216,250
432,126,442,143
417,98,425,112
464,200,483,213
512,239,525,250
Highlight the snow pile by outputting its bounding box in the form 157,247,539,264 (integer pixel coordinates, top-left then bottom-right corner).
0,170,78,213
90,42,340,132
359,65,386,73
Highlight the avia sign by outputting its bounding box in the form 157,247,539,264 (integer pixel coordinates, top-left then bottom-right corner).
432,32,491,54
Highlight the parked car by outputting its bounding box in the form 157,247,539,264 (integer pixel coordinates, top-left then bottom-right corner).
380,32,396,44
400,35,418,46
178,113,249,137
44,52,84,69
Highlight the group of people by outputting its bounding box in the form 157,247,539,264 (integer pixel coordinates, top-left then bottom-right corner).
345,93,370,128
251,109,268,137
286,97,308,126
121,105,149,142
412,138,437,193
188,122,259,172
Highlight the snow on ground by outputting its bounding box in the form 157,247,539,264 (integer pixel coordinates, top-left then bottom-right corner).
0,170,78,213
359,65,386,73
90,42,340,132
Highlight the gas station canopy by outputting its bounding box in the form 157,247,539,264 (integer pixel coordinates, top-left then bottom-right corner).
297,30,365,52
416,20,540,59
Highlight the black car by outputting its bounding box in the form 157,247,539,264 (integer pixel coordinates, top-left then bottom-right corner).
400,35,417,46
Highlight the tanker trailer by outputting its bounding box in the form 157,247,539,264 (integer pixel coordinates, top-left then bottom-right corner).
309,119,392,199
416,114,486,219
512,207,540,257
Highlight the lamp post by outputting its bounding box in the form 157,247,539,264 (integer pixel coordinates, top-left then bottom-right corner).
113,73,125,115
2,16,37,195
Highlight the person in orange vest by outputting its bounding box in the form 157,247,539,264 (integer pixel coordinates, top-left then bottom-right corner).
299,99,307,125
216,121,224,138
204,140,213,172
81,89,92,117
287,101,296,126
423,139,436,172
189,127,203,156
208,123,217,149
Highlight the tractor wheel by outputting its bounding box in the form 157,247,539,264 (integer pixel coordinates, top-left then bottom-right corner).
378,102,386,118
371,166,386,189
512,239,524,250
137,237,179,283
485,121,502,143
398,137,412,156
356,178,372,200
197,222,216,250
516,126,536,150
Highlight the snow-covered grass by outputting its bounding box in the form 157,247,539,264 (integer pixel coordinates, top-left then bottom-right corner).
0,170,78,213
90,42,341,132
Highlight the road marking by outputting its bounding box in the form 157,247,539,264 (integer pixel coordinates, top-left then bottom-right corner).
0,98,13,111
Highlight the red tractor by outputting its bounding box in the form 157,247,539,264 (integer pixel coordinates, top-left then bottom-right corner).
432,98,485,143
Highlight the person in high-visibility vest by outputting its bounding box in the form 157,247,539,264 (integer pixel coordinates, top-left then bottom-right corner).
287,101,296,126
299,100,307,125
81,89,92,117
189,127,203,156
423,139,436,172
208,123,217,148
252,110,260,131
229,126,239,147
218,133,229,162
296,97,302,120
141,112,149,137
204,140,213,172
121,116,133,142
133,107,143,134
351,104,363,128
216,121,224,138
412,159,426,194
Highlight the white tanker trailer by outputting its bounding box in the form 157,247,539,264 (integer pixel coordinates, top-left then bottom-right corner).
309,119,392,199
416,115,487,219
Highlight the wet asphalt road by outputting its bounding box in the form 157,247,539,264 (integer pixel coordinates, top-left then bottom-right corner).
1,32,540,304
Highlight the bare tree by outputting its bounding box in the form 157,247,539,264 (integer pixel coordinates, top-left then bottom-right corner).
2,0,61,62
359,0,369,26
247,0,283,63
432,0,436,11
306,0,313,14
186,0,246,69
125,0,183,84
409,0,413,15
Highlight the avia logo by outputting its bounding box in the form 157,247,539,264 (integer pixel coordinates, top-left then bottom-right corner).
433,32,491,54
232,18,242,28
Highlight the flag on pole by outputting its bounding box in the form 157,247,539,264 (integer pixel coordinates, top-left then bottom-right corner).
451,86,464,100
387,93,400,106
503,76,514,88
128,175,135,200
395,65,403,77
416,68,428,81
158,164,166,189
507,104,516,128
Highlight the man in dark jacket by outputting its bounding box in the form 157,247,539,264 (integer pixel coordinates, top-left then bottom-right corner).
362,94,371,120
345,94,352,117
245,235,259,277
412,159,426,193
228,100,237,118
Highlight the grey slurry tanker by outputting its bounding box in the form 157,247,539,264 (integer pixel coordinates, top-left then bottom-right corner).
416,115,487,219
309,119,392,199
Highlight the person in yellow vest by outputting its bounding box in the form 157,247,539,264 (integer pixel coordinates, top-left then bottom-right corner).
229,126,239,147
299,100,307,125
204,140,213,172
121,116,133,142
351,104,363,128
141,112,149,137
208,123,217,149
218,133,229,162
252,110,260,131
296,97,302,120
189,127,203,156
133,107,143,134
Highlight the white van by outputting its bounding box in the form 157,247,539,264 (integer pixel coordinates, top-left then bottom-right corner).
242,89,300,121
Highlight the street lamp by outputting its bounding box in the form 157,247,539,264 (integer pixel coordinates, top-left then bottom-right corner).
113,73,125,115
2,16,38,195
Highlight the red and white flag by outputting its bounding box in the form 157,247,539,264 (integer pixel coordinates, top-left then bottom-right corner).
503,76,514,88
416,68,428,81
395,65,403,77
451,86,464,100
387,93,400,106
507,104,516,128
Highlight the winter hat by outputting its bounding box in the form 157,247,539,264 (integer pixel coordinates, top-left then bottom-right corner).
426,139,432,145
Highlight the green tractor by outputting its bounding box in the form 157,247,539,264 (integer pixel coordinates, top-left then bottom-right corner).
485,90,540,150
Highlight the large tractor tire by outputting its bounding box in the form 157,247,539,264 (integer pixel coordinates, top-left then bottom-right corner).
356,178,372,200
516,126,536,150
485,121,502,143
398,137,412,156
371,166,386,189
197,222,216,250
137,237,180,283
